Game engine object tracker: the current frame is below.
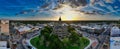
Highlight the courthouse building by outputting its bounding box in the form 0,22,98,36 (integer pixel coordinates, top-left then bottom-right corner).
53,17,69,39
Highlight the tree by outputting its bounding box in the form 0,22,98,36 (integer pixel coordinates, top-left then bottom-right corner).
39,26,53,47
81,37,89,46
49,34,63,49
69,31,80,45
62,38,70,48
36,40,40,48
41,26,51,36
103,44,108,49
68,26,75,32
118,19,120,24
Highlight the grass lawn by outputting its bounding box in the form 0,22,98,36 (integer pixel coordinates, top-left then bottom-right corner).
30,36,50,49
30,36,90,49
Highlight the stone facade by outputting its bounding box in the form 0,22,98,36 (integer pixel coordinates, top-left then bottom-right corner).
53,17,69,39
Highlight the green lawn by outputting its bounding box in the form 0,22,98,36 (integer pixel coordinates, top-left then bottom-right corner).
30,36,50,49
30,26,90,49
30,36,90,49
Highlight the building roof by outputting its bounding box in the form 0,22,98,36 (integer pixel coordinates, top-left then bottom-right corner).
0,41,7,49
18,26,31,32
111,26,120,35
92,41,98,48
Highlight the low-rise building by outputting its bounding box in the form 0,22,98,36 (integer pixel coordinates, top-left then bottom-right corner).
111,26,120,37
0,20,9,35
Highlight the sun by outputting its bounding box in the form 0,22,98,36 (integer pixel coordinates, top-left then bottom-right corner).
62,15,76,20
65,16,73,20
55,4,85,21
62,16,72,20
61,10,80,20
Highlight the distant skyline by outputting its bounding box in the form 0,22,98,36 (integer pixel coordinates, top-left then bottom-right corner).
0,0,120,20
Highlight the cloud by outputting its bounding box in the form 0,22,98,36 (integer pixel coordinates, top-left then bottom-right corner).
98,1,106,6
105,0,114,3
90,0,95,5
107,5,114,12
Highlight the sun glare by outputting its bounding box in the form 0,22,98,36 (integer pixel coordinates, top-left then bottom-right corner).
55,4,84,21
62,16,75,20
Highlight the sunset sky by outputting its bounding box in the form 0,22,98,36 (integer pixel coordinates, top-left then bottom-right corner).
0,0,120,20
